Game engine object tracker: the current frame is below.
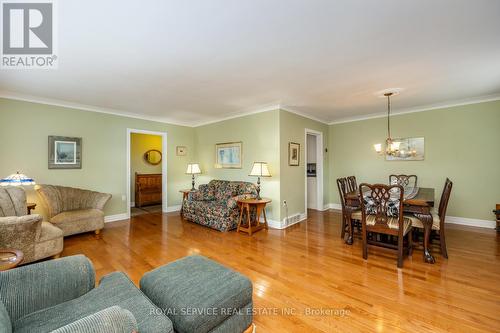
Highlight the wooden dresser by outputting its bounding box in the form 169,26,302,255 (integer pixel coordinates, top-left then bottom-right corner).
135,173,162,207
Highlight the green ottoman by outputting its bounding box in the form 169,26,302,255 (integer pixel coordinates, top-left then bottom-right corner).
140,255,253,333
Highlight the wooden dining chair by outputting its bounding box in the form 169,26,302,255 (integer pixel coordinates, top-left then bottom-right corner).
405,178,453,258
389,174,418,188
359,183,413,268
346,176,357,193
336,177,360,245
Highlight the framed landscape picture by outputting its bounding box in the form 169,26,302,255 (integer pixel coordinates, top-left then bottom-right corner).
48,136,82,169
215,142,242,168
288,142,300,166
385,137,425,161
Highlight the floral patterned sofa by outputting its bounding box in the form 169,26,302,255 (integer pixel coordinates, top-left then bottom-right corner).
183,180,257,232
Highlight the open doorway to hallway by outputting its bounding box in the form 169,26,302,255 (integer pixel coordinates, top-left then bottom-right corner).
305,129,324,215
126,129,167,218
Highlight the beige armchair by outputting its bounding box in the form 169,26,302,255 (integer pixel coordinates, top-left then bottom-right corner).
36,185,112,236
0,187,63,264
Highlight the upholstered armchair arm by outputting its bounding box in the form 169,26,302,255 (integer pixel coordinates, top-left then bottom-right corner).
0,214,43,262
85,191,112,211
0,255,96,322
50,306,138,333
35,185,61,218
227,194,256,209
188,184,214,201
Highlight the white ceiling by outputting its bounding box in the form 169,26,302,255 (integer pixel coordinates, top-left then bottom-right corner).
1,0,500,126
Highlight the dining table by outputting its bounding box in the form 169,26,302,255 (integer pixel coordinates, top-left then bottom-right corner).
346,187,436,264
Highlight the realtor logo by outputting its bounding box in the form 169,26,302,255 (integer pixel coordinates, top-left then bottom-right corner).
1,0,57,69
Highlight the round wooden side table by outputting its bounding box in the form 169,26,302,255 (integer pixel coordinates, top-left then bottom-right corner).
27,203,36,215
0,249,24,271
237,198,271,236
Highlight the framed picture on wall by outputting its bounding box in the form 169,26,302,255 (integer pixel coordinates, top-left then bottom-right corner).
288,142,300,166
48,136,82,169
215,142,242,168
176,146,187,156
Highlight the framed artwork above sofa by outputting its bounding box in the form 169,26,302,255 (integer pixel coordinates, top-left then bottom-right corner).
48,136,82,169
215,141,242,169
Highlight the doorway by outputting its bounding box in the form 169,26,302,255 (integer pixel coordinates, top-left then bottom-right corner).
304,129,324,216
126,129,167,218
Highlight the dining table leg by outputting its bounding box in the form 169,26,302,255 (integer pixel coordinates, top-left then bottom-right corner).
414,213,435,264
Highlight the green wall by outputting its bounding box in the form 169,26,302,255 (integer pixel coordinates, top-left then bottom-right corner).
0,98,195,218
1,97,497,223
194,110,281,221
279,110,329,220
130,133,162,204
329,100,500,221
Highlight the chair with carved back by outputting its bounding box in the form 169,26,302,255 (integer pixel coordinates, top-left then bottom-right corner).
346,176,357,193
405,178,453,258
336,177,360,245
359,183,413,268
389,174,418,188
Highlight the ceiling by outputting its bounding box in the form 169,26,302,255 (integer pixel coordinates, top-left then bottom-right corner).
1,0,500,126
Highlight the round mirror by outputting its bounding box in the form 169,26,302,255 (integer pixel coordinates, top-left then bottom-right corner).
144,149,162,165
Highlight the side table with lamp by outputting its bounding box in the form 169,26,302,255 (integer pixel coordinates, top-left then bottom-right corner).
182,164,201,217
237,162,272,235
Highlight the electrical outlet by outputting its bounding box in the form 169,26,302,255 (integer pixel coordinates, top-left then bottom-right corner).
121,194,126,201
283,200,287,206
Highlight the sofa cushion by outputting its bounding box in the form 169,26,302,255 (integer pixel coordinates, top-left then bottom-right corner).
51,209,103,225
13,272,173,333
184,201,231,218
51,209,104,236
404,208,441,230
140,255,252,333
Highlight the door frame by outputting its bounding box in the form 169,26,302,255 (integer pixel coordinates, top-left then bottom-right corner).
126,128,167,218
304,128,324,216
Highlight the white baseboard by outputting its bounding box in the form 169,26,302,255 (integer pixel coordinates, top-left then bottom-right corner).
104,213,128,223
130,202,135,208
323,203,495,229
324,203,342,210
166,205,181,213
268,212,307,229
445,216,495,229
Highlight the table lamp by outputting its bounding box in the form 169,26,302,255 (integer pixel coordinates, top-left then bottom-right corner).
186,163,201,190
0,171,35,186
249,162,271,200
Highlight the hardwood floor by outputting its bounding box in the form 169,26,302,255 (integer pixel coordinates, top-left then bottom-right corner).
62,210,500,333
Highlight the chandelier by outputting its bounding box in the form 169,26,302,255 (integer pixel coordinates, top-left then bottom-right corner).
374,91,401,156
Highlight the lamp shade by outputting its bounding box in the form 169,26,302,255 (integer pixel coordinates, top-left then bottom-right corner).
249,162,271,177
0,172,35,186
186,163,201,174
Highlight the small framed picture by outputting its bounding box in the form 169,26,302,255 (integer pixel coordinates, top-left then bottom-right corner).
176,146,187,156
288,142,300,166
48,136,82,169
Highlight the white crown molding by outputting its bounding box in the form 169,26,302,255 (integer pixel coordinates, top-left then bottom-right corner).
0,90,193,127
279,106,330,125
2,90,499,128
191,104,281,127
328,93,500,125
